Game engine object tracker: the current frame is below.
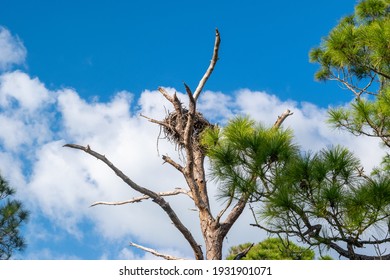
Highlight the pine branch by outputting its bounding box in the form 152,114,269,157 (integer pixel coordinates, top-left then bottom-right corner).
218,111,294,237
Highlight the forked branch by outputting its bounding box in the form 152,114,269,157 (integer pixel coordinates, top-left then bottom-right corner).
63,143,204,259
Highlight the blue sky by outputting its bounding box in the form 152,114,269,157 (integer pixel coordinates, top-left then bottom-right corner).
2,0,358,104
1,0,386,260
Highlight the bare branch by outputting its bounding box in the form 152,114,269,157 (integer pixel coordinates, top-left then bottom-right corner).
273,109,293,129
233,243,254,260
158,87,174,103
158,88,184,117
367,65,390,80
90,188,192,207
193,29,221,101
216,195,234,224
63,143,204,259
140,114,168,127
331,72,377,98
140,113,182,145
248,204,260,225
129,242,187,260
162,155,184,173
220,194,249,235
156,87,185,140
182,82,208,212
184,83,195,104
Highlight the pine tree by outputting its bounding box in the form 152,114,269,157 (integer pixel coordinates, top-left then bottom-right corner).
203,0,390,260
226,238,316,260
0,174,29,259
203,117,390,259
310,0,390,149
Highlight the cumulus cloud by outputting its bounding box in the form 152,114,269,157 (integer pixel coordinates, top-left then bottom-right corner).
1,69,386,259
197,90,234,121
0,71,55,158
231,89,384,171
0,71,52,111
0,27,26,71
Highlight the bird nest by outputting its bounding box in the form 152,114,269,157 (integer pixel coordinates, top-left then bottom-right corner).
161,108,213,152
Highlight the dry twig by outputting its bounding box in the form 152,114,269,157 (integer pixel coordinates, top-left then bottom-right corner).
129,242,187,260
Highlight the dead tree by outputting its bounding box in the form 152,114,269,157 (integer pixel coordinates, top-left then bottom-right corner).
65,29,290,260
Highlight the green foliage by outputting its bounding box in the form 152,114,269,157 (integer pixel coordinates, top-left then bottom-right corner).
261,145,390,257
226,238,316,260
203,113,390,258
327,88,390,147
0,174,29,259
201,116,298,199
311,0,390,148
319,255,333,260
355,0,390,21
310,0,390,81
201,0,390,260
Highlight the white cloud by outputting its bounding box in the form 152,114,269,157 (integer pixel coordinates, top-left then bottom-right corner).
231,89,385,171
0,71,53,112
235,89,298,125
0,27,26,71
0,115,28,150
0,71,54,160
0,151,26,190
198,90,234,121
0,69,386,259
57,89,133,141
19,248,81,260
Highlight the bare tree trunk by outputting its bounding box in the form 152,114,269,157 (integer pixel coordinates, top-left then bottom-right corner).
64,29,292,259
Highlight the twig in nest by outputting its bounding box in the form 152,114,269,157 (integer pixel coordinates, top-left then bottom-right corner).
161,108,214,152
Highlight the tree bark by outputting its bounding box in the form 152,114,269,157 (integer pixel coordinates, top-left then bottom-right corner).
64,29,292,260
